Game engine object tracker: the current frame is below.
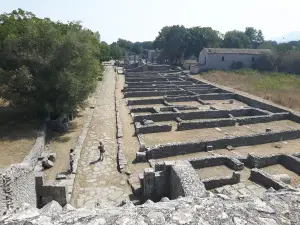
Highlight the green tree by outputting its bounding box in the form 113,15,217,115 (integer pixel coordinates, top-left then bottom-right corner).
245,27,264,48
0,9,104,115
110,42,124,60
154,25,187,64
223,30,251,48
184,27,221,58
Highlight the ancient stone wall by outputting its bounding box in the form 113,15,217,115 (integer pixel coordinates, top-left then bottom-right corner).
0,124,46,215
202,172,240,190
146,129,300,159
169,161,207,199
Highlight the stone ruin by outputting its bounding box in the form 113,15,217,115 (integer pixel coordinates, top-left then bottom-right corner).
121,69,300,206
2,65,300,224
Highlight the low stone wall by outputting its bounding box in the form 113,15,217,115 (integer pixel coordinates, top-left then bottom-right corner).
22,124,47,167
246,153,300,175
127,98,163,106
133,108,267,123
178,118,236,130
236,95,286,113
189,156,244,171
197,93,235,100
135,122,172,134
146,129,300,159
247,153,281,168
202,172,240,190
141,160,207,202
250,169,290,190
0,123,46,215
130,107,157,113
124,90,187,98
236,113,289,125
35,172,67,207
115,74,127,173
125,64,178,73
164,96,198,102
280,155,300,175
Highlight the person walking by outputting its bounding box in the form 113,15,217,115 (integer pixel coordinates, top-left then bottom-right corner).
98,142,105,161
69,149,75,173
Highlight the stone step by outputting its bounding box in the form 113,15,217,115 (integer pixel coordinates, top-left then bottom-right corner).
128,173,142,196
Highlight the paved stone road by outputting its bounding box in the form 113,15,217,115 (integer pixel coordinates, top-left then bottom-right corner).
71,66,131,208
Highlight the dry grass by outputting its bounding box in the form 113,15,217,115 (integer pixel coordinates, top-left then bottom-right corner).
44,111,87,181
0,121,40,168
197,69,300,111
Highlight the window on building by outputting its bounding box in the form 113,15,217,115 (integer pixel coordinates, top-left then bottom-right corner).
222,56,224,61
252,57,255,61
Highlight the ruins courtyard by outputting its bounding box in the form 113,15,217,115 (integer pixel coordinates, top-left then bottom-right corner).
68,63,300,207
3,62,300,218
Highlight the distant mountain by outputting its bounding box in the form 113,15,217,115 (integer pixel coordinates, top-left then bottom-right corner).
273,31,300,43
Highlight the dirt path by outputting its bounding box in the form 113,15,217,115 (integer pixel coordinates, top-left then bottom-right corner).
44,112,87,181
71,66,131,208
116,75,149,173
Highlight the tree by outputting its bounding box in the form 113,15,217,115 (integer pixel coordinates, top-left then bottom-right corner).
154,25,187,64
184,27,221,58
110,42,124,60
131,42,143,54
0,9,104,115
223,30,251,48
245,27,264,48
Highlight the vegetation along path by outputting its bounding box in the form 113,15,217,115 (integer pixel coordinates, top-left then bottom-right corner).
71,66,131,208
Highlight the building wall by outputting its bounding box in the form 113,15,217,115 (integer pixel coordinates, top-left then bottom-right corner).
199,50,260,70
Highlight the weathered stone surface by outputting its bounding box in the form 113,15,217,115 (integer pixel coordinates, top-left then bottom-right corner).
273,174,291,184
40,200,62,215
42,158,54,169
2,191,300,225
56,173,67,180
63,204,75,211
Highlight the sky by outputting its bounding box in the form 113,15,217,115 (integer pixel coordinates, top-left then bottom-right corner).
1,0,300,44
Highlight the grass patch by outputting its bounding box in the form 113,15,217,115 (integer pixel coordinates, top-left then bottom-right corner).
197,69,300,111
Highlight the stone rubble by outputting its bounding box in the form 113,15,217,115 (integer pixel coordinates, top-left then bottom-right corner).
1,191,300,225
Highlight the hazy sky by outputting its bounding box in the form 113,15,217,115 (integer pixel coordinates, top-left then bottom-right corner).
1,0,299,43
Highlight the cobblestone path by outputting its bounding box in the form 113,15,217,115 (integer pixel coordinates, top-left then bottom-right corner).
71,66,131,208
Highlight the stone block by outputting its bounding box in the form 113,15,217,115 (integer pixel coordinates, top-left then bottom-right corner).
42,158,54,169
273,174,291,184
206,145,213,151
48,153,56,162
56,173,67,180
136,152,147,163
143,168,155,201
38,152,48,161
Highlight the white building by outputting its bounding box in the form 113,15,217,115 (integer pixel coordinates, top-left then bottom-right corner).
198,48,272,70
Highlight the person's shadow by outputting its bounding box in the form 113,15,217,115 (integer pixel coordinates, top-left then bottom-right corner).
89,159,100,165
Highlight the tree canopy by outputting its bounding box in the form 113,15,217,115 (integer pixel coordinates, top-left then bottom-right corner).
0,9,109,115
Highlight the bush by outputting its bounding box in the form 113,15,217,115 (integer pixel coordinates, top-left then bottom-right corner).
252,53,277,71
230,61,244,70
0,9,105,115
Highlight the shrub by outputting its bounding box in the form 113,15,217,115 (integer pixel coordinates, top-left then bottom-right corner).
230,61,244,70
252,53,277,71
